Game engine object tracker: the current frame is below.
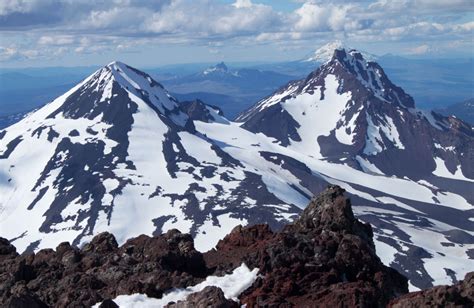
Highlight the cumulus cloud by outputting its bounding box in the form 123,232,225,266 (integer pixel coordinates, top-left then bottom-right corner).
0,0,472,62
142,0,282,39
0,45,45,61
293,3,350,32
233,0,253,9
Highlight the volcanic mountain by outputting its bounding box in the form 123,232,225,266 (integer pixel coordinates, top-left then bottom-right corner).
0,51,473,291
232,49,473,289
237,48,473,181
0,61,300,254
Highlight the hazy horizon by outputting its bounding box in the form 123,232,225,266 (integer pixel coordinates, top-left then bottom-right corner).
1,0,473,68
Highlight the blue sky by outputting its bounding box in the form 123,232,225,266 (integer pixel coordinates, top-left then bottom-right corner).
0,0,473,68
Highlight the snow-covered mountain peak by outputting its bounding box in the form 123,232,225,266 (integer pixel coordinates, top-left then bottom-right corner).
55,61,191,129
237,48,415,123
322,48,415,109
305,40,345,62
305,41,377,64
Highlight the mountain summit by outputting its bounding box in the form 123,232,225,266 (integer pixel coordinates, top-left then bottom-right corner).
305,41,377,63
202,62,229,75
0,61,300,255
237,47,471,179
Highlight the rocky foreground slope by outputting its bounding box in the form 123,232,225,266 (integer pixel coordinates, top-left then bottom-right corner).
1,186,472,307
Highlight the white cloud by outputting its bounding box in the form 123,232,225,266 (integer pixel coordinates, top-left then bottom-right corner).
0,0,472,62
38,35,75,46
294,3,350,32
0,0,41,16
82,7,152,30
0,45,42,61
143,0,281,38
407,44,431,55
233,0,253,9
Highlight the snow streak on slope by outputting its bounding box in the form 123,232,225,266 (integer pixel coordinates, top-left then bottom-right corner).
280,74,352,157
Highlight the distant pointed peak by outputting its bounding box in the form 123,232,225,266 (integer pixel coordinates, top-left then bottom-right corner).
216,61,228,70
203,62,229,75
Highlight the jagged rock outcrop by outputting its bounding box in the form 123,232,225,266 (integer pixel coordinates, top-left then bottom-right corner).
180,99,225,123
389,272,474,308
205,185,408,307
1,185,469,307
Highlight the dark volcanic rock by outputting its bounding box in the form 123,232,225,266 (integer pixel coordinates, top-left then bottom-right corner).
5,283,48,308
389,271,474,308
3,185,466,307
180,99,224,123
98,299,119,308
165,286,239,308
205,185,408,307
0,230,209,307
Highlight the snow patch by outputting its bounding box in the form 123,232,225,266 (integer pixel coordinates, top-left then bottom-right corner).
93,263,259,308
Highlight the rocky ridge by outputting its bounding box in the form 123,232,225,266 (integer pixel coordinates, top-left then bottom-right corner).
0,186,472,307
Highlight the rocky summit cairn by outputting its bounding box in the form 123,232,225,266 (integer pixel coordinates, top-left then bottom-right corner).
0,185,472,307
293,185,375,246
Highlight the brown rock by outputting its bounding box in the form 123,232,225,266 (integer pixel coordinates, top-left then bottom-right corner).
205,185,408,307
6,283,47,308
0,237,17,257
389,271,474,308
0,230,209,307
165,286,238,308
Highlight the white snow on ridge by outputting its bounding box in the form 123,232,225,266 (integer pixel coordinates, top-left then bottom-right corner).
364,113,384,155
335,105,361,145
247,83,300,115
107,61,188,127
380,115,404,149
282,74,352,158
92,263,259,308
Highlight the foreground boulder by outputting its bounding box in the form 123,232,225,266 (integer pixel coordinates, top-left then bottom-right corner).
205,185,408,306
